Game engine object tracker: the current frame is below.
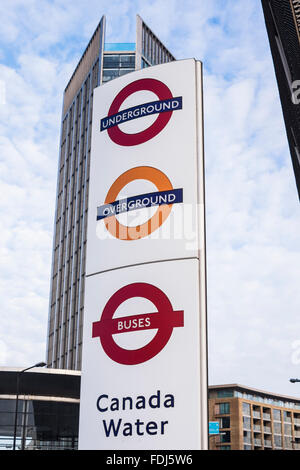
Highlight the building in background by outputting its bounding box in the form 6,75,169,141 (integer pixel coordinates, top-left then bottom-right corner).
209,384,300,450
0,368,80,450
46,15,175,370
261,0,300,200
5,378,300,450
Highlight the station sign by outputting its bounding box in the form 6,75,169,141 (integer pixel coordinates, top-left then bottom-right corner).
85,59,203,275
79,259,204,450
79,59,207,450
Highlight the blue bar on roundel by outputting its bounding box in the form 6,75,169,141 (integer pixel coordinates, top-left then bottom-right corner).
97,188,183,221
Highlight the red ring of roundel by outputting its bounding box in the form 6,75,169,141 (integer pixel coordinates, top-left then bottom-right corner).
107,78,174,146
99,283,176,365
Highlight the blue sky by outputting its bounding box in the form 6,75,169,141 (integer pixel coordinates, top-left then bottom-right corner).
0,0,300,397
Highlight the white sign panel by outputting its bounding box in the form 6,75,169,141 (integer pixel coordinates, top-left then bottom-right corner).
79,59,208,450
79,259,206,450
86,59,204,275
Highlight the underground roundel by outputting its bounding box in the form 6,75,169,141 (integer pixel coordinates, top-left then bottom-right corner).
92,282,184,365
100,78,183,146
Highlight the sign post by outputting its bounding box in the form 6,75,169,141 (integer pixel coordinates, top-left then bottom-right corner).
79,59,208,450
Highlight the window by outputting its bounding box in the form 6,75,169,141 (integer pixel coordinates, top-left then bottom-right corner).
243,417,251,430
242,402,251,416
217,402,230,415
102,54,135,84
220,416,230,429
220,431,231,443
273,409,281,422
274,422,282,434
274,435,282,448
220,445,231,450
284,423,292,436
283,411,291,423
243,431,251,445
217,390,233,398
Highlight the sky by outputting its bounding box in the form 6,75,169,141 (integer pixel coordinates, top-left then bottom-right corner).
0,0,300,399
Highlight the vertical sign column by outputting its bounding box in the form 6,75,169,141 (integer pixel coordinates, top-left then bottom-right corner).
79,59,208,450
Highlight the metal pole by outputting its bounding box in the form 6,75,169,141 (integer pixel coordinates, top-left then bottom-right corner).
12,373,20,450
12,362,46,451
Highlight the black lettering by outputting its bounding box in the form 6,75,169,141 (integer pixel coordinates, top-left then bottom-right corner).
164,394,175,408
122,396,133,410
135,419,144,436
123,422,133,436
110,397,119,411
136,395,146,409
103,419,122,437
149,390,160,408
97,394,108,412
146,421,158,435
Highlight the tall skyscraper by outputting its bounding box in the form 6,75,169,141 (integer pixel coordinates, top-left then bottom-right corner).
46,15,175,370
261,0,300,200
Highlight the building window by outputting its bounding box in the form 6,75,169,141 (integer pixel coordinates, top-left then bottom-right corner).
220,416,230,429
243,416,251,430
284,423,292,436
273,409,281,422
217,390,233,398
274,422,282,434
242,402,251,416
220,431,231,443
243,431,251,445
274,435,282,449
283,411,292,423
220,445,231,450
216,402,230,415
102,54,135,84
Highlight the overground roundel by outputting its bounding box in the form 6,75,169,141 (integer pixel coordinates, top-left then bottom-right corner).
96,166,184,241
92,282,184,365
100,78,183,146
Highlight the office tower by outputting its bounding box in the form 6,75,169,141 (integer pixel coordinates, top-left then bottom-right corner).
209,384,300,450
46,15,175,370
261,0,300,200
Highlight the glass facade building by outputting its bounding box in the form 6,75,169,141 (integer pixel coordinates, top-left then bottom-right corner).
46,15,175,370
0,368,80,450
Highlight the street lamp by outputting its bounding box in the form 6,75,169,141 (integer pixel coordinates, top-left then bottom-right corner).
13,362,46,451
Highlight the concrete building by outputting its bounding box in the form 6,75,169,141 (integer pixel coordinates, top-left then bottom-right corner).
209,384,300,450
261,0,300,200
46,15,175,370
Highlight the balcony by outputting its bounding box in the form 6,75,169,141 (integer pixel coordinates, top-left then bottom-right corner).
263,426,272,434
253,411,261,419
253,425,261,432
254,438,262,447
263,413,271,420
264,440,272,448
